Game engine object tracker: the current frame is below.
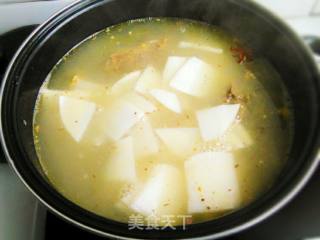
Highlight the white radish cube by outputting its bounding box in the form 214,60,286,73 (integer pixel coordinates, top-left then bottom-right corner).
150,89,182,113
130,164,185,216
70,77,109,99
105,136,136,182
222,123,253,150
135,66,161,94
120,182,142,207
155,128,201,157
130,118,159,157
170,57,214,97
124,93,157,113
83,109,110,146
178,41,223,54
196,104,240,141
162,56,187,84
111,71,141,95
185,152,240,213
104,100,144,141
39,89,63,135
87,96,154,145
59,96,96,142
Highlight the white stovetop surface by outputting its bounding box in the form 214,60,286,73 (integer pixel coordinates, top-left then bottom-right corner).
0,1,319,240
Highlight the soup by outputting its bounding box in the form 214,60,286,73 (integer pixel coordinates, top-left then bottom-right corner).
33,18,293,226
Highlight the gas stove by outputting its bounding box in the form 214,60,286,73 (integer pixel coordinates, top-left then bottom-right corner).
0,1,320,240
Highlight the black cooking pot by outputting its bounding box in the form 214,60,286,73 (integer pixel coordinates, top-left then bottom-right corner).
1,0,320,239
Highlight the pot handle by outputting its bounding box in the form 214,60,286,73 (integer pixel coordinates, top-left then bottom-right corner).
302,35,320,67
0,25,38,163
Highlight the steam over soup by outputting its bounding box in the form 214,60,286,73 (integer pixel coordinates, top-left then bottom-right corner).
33,18,293,226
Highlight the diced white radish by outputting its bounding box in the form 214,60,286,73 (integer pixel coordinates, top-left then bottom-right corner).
70,76,110,98
130,118,159,157
129,164,185,216
72,79,102,91
86,97,154,145
39,88,63,138
105,136,136,182
111,71,141,95
222,123,253,150
83,108,111,146
40,88,90,99
120,182,142,207
150,89,182,113
185,152,240,213
162,56,187,84
196,104,240,141
178,41,223,54
155,128,201,157
59,96,96,142
103,100,144,141
135,66,161,94
170,57,214,97
124,93,157,113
